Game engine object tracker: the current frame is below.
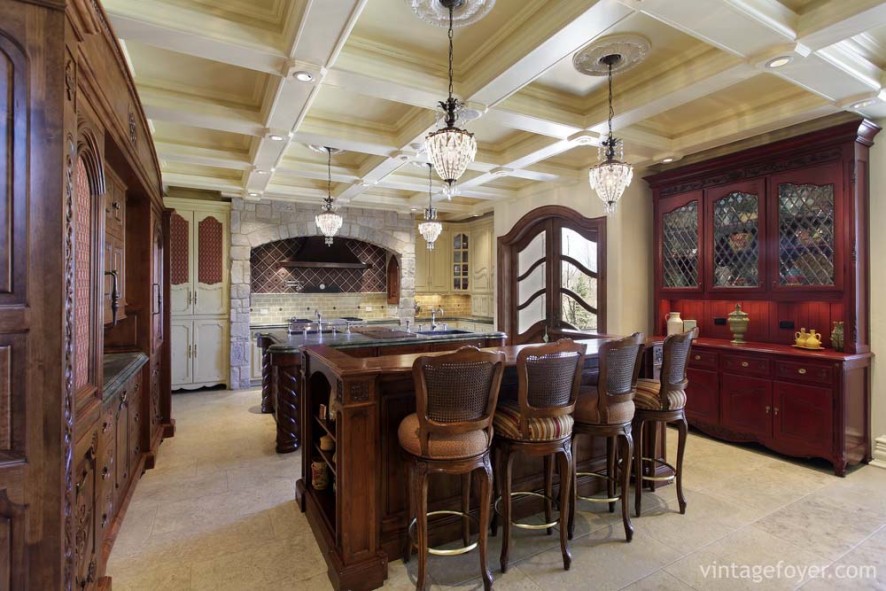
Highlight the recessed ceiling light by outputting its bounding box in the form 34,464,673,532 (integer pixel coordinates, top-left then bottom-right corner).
568,131,596,146
852,99,875,109
490,167,512,177
765,56,792,69
256,169,271,175
248,192,259,197
661,157,675,164
293,71,314,82
269,134,286,141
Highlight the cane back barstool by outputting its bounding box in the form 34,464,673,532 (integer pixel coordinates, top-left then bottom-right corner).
633,328,697,516
490,339,585,573
399,346,506,591
568,332,645,543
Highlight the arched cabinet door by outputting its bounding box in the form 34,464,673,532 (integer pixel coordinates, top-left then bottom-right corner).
193,211,228,315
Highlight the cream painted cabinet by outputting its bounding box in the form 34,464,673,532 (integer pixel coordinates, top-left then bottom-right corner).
452,231,470,292
250,331,263,381
167,197,230,389
470,220,494,294
415,227,451,294
170,318,229,389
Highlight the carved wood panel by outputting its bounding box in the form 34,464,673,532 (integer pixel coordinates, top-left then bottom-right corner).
0,489,26,590
0,335,25,456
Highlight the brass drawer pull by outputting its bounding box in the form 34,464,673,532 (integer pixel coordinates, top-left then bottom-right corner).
741,361,749,368
798,368,807,375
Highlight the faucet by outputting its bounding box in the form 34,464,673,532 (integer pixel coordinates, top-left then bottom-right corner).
315,309,322,332
430,307,444,330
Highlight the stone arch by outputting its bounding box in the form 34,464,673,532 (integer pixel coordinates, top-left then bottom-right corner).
227,201,417,389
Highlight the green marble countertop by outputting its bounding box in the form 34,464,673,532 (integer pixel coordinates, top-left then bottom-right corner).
103,352,148,402
265,328,507,353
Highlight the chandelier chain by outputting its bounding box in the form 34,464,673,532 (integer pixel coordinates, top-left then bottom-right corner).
326,147,332,203
447,3,455,101
607,60,614,143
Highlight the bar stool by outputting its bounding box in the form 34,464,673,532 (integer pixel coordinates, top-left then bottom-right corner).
399,346,506,591
633,328,697,517
568,333,645,543
490,339,585,573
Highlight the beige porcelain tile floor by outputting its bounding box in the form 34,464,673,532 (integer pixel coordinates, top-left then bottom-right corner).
106,388,886,590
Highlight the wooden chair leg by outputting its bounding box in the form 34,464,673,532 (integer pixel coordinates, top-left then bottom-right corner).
462,471,472,547
676,414,688,515
606,435,616,513
557,445,573,571
544,454,554,535
634,418,644,518
500,447,514,574
619,429,634,543
478,456,494,591
568,435,577,540
403,463,414,563
490,445,500,537
415,466,430,591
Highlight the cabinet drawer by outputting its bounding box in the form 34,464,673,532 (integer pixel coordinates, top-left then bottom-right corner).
722,354,770,377
774,360,832,385
688,350,717,369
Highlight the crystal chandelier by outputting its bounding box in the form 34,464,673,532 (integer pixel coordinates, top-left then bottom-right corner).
589,54,633,214
315,147,343,245
422,0,479,198
417,163,442,249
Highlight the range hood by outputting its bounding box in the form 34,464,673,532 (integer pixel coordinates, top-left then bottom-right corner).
278,236,368,269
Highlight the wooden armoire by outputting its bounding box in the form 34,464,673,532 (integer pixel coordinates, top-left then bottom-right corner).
0,0,172,587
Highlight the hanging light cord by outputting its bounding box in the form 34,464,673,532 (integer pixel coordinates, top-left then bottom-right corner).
324,147,333,209
440,3,459,129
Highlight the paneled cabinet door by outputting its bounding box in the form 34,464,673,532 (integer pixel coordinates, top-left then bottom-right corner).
429,228,451,293
720,374,771,440
705,179,766,294
128,377,142,470
685,367,719,425
452,231,470,292
414,243,429,292
773,381,833,456
193,318,228,384
170,320,193,387
73,430,99,591
657,191,703,293
99,404,116,537
471,222,493,293
193,211,228,315
768,162,843,293
115,390,130,496
169,210,193,315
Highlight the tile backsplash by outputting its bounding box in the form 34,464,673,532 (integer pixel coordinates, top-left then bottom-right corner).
250,292,398,325
414,294,472,317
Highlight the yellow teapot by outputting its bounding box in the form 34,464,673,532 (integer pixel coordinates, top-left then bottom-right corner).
794,328,808,346
805,329,823,348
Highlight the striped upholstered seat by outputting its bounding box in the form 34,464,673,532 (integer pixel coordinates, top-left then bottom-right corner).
493,401,574,442
633,378,687,411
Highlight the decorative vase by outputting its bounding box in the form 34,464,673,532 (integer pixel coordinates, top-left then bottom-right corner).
831,321,844,352
666,312,683,336
727,303,749,344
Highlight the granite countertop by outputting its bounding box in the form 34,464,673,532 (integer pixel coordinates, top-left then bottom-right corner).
103,352,149,401
265,327,507,353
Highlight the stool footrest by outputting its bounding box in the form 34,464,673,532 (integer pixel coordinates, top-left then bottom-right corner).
639,457,676,483
575,471,621,504
408,510,479,556
494,491,560,530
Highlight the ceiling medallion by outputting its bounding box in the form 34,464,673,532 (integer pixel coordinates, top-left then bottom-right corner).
572,34,651,77
405,0,495,28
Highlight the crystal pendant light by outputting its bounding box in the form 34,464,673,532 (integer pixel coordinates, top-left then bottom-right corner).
417,163,443,250
315,147,343,245
588,54,633,214
423,0,477,193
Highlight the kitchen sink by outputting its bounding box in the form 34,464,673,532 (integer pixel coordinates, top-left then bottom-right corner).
415,329,471,336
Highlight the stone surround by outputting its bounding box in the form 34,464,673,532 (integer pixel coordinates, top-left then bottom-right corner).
228,198,416,388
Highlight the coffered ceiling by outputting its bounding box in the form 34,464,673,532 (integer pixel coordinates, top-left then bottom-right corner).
105,0,886,219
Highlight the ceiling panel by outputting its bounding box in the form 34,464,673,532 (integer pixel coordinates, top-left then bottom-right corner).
151,121,253,151
309,84,416,130
157,0,290,30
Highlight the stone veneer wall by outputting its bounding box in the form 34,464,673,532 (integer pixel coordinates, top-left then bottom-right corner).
228,198,416,389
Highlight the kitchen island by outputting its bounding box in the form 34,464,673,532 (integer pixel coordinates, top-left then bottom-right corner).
259,326,507,453
296,337,666,591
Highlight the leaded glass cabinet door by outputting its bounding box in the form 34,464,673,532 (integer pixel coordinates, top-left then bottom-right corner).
658,191,703,293
705,180,766,293
770,164,843,292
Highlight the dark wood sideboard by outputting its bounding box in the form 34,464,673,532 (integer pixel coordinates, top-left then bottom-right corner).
645,118,878,475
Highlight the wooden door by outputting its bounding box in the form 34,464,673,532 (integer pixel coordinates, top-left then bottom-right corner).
193,211,227,315
170,320,193,387
169,210,193,315
98,404,117,543
773,381,833,457
194,318,228,385
656,191,703,294
704,179,766,294
685,367,719,426
720,374,771,440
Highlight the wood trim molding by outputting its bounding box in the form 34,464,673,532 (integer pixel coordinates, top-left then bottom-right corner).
872,435,886,470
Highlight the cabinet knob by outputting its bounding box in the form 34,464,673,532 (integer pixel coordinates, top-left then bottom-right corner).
774,407,779,415
694,355,701,360
798,368,807,375
741,361,749,368
765,405,770,414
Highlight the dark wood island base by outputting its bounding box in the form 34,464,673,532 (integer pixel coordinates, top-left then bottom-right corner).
295,339,669,591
